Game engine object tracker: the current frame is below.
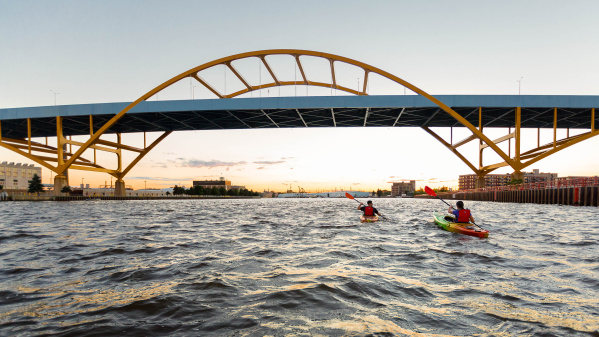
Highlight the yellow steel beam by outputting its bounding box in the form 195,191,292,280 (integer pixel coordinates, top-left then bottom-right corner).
520,129,599,170
478,107,483,170
480,132,516,150
362,70,369,95
56,116,64,168
95,139,144,153
8,143,60,155
0,141,57,172
481,161,511,171
521,132,587,156
90,115,97,163
65,138,119,154
453,134,477,148
27,118,32,154
116,133,122,172
70,165,119,175
330,59,337,88
0,137,94,164
295,55,308,84
515,107,521,164
225,62,252,90
0,137,57,150
191,74,223,99
553,107,557,148
260,56,281,85
120,131,172,178
422,126,479,174
29,156,99,167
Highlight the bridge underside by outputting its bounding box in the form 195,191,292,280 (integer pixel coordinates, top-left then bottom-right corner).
1,96,598,138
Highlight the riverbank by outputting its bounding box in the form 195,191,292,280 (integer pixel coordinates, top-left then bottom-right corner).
3,195,261,201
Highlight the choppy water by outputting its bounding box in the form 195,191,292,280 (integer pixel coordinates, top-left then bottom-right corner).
1,198,598,336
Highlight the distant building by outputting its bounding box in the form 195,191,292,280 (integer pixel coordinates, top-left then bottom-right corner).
459,174,510,190
0,162,42,190
278,191,370,198
458,169,558,190
391,181,416,196
193,177,231,190
556,176,598,183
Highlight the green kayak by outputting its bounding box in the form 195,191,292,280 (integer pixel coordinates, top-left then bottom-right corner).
432,211,489,238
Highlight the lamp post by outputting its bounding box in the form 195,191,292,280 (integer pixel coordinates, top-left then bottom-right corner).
517,77,524,95
144,181,147,197
50,90,59,105
82,177,84,188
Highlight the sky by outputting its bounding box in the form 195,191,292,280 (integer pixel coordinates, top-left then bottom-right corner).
1,0,598,192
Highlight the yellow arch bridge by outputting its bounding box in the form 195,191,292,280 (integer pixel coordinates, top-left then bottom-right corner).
1,49,598,195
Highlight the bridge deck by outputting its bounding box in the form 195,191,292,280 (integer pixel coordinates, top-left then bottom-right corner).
1,95,598,138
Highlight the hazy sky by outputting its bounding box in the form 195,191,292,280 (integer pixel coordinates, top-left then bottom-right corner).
1,0,598,191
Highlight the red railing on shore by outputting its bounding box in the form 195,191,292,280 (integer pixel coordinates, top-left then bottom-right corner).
460,177,599,193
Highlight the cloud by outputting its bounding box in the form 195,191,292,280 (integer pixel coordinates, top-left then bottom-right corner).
352,182,361,185
253,160,286,165
177,159,247,168
128,176,196,181
257,167,265,170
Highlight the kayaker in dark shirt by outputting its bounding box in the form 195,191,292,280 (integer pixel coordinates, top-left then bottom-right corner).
448,201,475,224
358,200,382,217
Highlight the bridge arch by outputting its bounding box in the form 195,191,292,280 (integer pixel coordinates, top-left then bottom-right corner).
3,49,596,195
60,50,514,189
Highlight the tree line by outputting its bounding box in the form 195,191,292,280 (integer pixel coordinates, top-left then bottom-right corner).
172,185,259,197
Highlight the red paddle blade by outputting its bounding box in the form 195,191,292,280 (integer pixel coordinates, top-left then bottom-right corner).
345,192,355,200
424,186,437,197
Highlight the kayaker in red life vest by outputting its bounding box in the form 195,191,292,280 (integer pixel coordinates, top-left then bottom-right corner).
448,201,475,224
358,200,382,217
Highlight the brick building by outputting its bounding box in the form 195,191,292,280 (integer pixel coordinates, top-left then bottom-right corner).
391,180,416,196
458,169,557,190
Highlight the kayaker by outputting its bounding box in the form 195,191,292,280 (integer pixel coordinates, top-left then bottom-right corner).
448,201,475,224
358,200,382,217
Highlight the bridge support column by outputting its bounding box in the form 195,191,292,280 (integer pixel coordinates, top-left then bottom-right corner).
114,179,126,197
476,175,486,189
54,175,68,195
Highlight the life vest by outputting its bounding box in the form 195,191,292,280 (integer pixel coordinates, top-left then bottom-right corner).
456,209,471,223
364,206,375,216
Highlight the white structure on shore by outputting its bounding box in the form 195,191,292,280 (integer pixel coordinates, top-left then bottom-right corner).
0,162,41,190
278,191,371,198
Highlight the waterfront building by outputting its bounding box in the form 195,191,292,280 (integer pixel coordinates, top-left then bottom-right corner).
391,181,416,196
193,177,231,190
79,187,170,197
277,191,371,198
556,176,599,183
458,169,558,190
0,162,42,190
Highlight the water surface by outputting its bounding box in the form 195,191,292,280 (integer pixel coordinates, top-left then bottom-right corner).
1,198,598,336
